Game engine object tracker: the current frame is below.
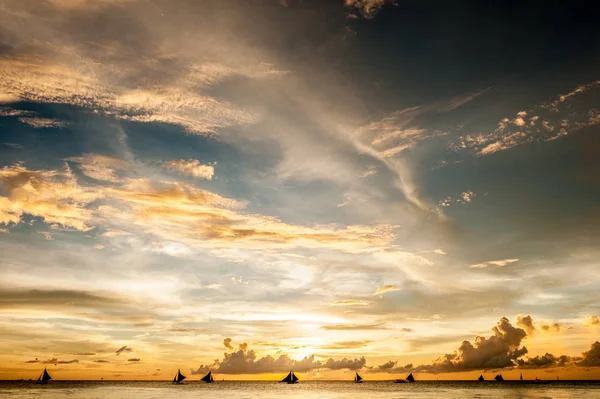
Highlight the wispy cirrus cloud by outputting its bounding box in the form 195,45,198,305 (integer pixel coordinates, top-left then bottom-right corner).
470,258,519,269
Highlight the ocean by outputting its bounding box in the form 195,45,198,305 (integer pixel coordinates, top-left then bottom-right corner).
1,381,600,399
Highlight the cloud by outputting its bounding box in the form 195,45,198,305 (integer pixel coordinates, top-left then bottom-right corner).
417,317,528,373
116,346,132,355
65,154,131,183
438,191,476,207
95,244,105,249
18,117,69,129
470,258,519,269
517,353,571,369
320,323,388,331
0,162,99,230
29,357,79,364
578,341,600,367
451,80,600,156
321,341,372,350
516,315,536,336
583,316,599,328
127,358,141,362
374,285,400,295
162,159,215,180
74,352,96,356
94,360,110,363
192,342,366,375
333,299,370,306
38,231,53,240
0,56,258,135
516,314,566,335
433,249,447,255
223,338,233,350
344,0,397,19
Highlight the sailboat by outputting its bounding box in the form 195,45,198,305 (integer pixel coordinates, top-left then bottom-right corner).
478,375,484,382
280,371,299,384
394,373,414,383
520,373,523,381
172,369,186,384
494,374,504,382
200,371,214,383
354,372,363,383
36,368,52,384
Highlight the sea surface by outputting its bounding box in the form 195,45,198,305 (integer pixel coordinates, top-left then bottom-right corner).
1,380,599,399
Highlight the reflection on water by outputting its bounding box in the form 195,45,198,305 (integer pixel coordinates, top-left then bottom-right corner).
1,380,599,399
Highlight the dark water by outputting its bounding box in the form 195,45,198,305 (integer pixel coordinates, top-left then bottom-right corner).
1,380,599,398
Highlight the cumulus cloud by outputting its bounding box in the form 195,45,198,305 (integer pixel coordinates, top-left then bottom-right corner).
115,346,132,355
470,258,519,269
438,191,476,207
162,159,215,180
192,342,366,375
223,338,233,350
374,285,400,295
579,341,600,367
516,314,567,336
517,353,571,369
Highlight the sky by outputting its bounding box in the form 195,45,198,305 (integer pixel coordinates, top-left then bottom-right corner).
0,0,600,381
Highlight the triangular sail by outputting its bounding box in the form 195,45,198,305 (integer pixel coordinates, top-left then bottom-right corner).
520,373,523,381
291,371,299,382
201,371,212,382
355,372,363,382
39,368,52,383
280,371,293,383
176,369,186,383
478,375,484,381
406,373,415,382
494,374,504,382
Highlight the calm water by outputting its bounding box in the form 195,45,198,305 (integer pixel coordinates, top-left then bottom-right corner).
1,381,599,399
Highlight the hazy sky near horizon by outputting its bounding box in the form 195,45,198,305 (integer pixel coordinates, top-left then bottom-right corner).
1,0,600,381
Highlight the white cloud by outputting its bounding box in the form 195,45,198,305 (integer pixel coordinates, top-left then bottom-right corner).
162,159,215,180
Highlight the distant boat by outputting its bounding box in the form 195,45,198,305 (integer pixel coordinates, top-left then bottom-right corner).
280,371,299,384
36,368,52,384
494,374,504,382
478,375,484,382
172,369,186,384
354,372,363,383
395,373,414,383
520,373,523,381
200,371,214,383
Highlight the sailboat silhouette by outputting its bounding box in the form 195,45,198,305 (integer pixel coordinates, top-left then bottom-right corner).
478,375,484,382
172,369,186,384
494,374,504,382
200,371,214,383
36,368,52,384
394,373,414,383
354,372,363,383
280,371,299,384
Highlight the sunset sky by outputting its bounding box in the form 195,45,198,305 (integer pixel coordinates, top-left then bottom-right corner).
1,0,600,381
